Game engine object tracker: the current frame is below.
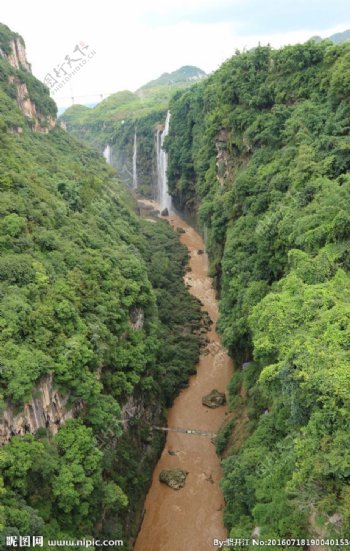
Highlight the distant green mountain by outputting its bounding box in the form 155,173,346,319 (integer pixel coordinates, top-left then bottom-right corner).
61,65,206,130
137,65,206,91
310,29,350,44
328,29,350,43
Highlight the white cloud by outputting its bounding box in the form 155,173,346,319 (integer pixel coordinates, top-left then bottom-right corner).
1,1,350,108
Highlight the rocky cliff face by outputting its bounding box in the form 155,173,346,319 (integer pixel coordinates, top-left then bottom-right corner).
0,375,75,445
129,306,145,330
118,391,166,541
105,127,159,198
10,74,56,132
0,306,146,446
120,393,162,430
0,31,56,132
215,129,235,187
5,36,31,72
0,374,156,446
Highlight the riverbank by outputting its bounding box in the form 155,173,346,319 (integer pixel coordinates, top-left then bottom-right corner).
134,205,233,551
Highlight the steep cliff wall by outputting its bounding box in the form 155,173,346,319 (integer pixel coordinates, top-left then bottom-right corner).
166,40,350,542
5,36,31,71
60,67,207,198
108,112,163,198
0,22,56,131
0,375,74,445
66,110,164,198
0,300,149,446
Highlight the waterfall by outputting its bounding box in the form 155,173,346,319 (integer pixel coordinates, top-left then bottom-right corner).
103,144,111,164
156,111,172,211
132,132,138,189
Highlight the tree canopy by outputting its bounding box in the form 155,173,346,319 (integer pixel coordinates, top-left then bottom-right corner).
167,40,350,543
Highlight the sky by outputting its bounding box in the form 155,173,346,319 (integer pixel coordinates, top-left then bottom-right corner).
1,0,350,108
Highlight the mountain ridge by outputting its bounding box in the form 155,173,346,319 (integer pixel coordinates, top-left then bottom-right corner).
61,63,206,120
310,28,350,44
136,65,206,92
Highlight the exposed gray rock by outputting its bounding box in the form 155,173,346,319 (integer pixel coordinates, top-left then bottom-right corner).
202,389,226,408
159,468,188,490
161,208,169,216
6,38,32,71
129,306,144,330
0,375,75,445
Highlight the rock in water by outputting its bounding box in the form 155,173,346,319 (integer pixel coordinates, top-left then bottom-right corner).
159,468,188,490
202,389,226,408
161,208,169,216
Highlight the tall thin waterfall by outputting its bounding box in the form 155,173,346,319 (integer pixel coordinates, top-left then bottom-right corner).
132,132,138,189
156,111,172,211
103,144,111,164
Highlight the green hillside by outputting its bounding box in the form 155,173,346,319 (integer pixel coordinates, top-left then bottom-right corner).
60,65,206,144
0,22,202,549
166,40,350,542
137,65,206,91
6,11,350,546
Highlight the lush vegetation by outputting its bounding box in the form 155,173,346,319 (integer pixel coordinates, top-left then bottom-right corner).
0,23,23,55
166,40,350,544
139,65,205,91
0,29,202,550
61,65,206,141
60,66,206,197
0,23,56,126
6,16,350,548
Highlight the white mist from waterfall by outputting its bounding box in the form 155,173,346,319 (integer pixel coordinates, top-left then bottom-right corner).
103,144,111,164
156,111,172,211
133,132,138,189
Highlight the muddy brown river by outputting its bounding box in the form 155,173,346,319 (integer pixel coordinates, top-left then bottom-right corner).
134,206,233,551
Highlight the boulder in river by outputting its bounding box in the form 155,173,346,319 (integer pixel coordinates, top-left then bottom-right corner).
161,208,169,216
159,468,188,490
202,389,226,408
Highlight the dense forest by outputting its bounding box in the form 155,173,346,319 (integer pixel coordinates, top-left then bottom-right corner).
0,23,202,549
165,40,350,543
3,14,350,550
